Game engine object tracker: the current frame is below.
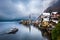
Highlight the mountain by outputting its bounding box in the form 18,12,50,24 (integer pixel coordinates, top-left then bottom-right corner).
45,7,60,12
45,0,60,12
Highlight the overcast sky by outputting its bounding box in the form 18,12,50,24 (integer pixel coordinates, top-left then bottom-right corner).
0,0,59,20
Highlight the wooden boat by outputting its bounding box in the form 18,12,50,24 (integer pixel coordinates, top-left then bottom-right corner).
7,28,18,34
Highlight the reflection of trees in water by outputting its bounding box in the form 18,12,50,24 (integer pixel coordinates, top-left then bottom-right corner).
24,24,31,32
27,24,31,32
42,30,52,40
29,25,31,32
35,27,52,40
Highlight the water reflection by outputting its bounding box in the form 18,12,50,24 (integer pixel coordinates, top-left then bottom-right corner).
0,22,48,40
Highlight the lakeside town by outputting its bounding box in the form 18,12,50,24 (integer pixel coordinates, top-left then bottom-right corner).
19,10,60,40
0,0,60,40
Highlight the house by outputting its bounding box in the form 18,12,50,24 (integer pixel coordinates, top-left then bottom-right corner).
51,12,60,20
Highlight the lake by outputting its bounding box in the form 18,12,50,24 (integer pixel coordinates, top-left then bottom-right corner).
0,22,48,40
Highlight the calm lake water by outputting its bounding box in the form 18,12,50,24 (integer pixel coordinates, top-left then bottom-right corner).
0,22,48,40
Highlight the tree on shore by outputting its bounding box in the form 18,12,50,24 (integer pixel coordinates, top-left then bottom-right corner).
52,20,60,40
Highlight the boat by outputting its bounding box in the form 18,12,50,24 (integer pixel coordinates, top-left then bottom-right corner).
7,27,18,34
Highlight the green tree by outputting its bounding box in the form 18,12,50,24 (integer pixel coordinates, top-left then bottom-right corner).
52,21,60,40
58,20,60,23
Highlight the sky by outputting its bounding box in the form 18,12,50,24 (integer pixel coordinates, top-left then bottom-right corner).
0,0,59,20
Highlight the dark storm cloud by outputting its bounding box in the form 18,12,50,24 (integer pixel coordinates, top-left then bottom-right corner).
0,0,23,20
52,0,60,7
0,0,59,20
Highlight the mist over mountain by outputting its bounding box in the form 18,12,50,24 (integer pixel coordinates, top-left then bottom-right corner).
45,0,60,12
